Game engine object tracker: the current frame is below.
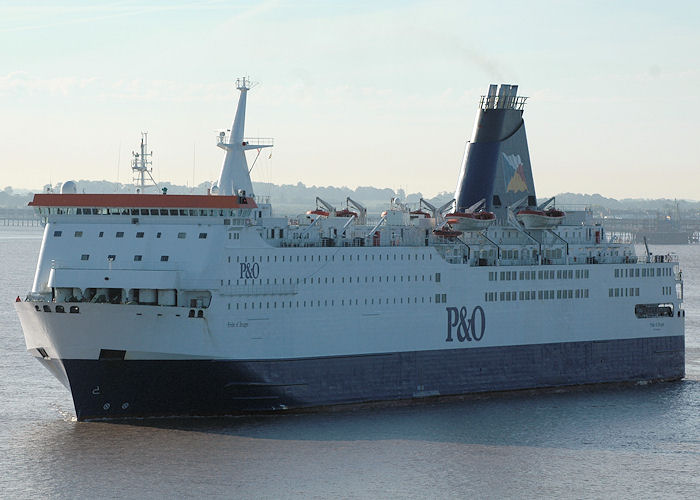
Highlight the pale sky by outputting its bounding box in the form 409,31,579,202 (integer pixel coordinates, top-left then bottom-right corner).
2,0,699,199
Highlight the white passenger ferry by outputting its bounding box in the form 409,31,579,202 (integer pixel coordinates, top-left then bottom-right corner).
15,79,685,420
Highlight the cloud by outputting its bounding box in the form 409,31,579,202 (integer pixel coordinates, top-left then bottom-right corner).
0,71,99,96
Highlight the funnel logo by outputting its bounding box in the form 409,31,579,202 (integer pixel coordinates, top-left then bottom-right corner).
502,153,529,193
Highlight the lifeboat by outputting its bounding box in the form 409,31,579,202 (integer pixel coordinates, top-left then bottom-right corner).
445,211,496,231
516,208,566,228
433,228,463,238
334,208,358,218
410,209,431,219
306,209,329,217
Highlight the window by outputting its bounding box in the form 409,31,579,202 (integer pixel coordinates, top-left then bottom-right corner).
178,232,186,239
107,254,116,261
53,231,62,237
136,232,144,238
198,233,207,239
156,232,162,238
160,255,169,262
116,231,124,238
134,255,142,261
99,231,104,238
435,273,441,283
74,231,83,237
81,254,89,261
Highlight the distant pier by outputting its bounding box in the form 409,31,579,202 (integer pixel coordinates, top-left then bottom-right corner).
0,208,42,227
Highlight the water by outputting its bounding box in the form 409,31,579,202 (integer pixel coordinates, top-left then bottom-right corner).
1,227,698,498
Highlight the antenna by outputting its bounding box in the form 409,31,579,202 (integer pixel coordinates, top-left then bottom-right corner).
131,132,158,192
116,141,121,189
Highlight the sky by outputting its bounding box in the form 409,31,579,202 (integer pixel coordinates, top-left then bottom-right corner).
1,0,699,200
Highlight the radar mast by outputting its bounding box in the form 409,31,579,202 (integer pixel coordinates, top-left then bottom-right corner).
131,132,158,193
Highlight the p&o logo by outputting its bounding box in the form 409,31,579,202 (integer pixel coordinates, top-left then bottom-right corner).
445,306,486,342
239,262,260,279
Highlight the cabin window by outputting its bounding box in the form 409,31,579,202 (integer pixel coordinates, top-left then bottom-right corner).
134,255,142,261
74,231,83,237
81,254,89,261
199,233,207,239
53,231,62,237
136,232,144,238
178,232,186,239
160,255,169,262
116,232,124,238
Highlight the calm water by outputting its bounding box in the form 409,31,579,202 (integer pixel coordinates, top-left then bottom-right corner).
1,227,698,499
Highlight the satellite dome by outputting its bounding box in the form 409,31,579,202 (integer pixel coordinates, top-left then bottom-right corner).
60,181,77,194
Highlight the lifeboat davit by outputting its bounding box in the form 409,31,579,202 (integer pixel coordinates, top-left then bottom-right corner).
516,208,566,228
306,209,329,217
334,208,357,218
445,211,496,231
433,228,463,238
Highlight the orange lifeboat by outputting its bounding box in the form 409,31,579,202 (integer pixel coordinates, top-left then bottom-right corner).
306,209,329,217
445,211,496,231
410,209,431,219
433,228,463,238
335,208,357,218
516,208,565,228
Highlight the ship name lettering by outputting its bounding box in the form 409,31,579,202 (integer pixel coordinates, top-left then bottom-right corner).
240,262,260,279
445,306,485,343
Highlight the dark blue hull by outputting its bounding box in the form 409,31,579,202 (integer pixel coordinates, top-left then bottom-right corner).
43,335,685,421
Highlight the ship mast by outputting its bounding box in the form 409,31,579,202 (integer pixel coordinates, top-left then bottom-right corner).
131,132,158,193
216,77,273,197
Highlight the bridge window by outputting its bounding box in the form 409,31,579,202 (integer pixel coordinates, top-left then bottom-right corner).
116,232,124,238
107,254,116,261
161,255,169,262
134,255,142,261
199,233,208,239
136,232,144,238
53,230,62,237
81,254,89,261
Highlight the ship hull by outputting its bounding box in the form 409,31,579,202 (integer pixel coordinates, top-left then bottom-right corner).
42,335,685,421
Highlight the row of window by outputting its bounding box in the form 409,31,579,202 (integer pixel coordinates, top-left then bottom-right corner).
226,251,434,264
488,269,591,282
662,286,674,296
80,254,169,262
227,295,441,310
614,267,672,278
42,207,252,218
225,273,439,287
608,287,641,297
54,230,207,239
484,288,590,302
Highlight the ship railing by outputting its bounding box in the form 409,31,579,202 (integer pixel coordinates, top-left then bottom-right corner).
217,134,275,147
479,95,528,111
